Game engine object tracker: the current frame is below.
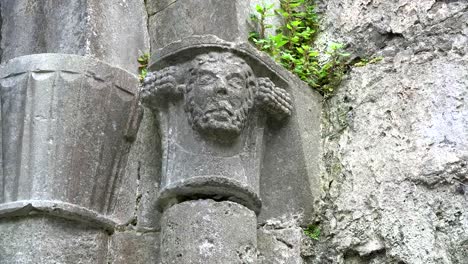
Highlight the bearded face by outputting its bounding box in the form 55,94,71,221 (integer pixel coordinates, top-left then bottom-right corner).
185,57,254,139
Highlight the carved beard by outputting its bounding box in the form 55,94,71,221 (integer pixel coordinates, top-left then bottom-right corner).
185,97,249,139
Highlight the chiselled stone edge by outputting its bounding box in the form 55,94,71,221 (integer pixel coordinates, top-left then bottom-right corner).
0,200,117,232
149,35,320,98
0,53,139,95
156,176,262,215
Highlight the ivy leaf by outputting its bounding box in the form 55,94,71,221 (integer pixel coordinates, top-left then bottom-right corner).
255,5,264,13
291,20,302,27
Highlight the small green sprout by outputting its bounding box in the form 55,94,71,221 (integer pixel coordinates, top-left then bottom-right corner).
137,52,150,82
304,224,321,240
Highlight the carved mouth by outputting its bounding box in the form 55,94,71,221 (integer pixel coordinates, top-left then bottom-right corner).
204,101,235,117
205,109,232,122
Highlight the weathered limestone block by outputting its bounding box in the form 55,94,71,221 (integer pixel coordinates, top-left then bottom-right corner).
113,106,163,230
160,200,257,264
108,230,160,264
310,1,468,263
142,47,293,214
258,226,304,264
318,0,468,58
0,54,140,227
0,0,149,72
0,215,108,264
147,0,251,50
259,71,322,225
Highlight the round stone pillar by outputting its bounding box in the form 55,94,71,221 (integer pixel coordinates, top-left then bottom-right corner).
0,54,140,263
141,44,294,264
160,200,257,264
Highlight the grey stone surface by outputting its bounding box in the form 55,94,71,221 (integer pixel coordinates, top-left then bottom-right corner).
258,226,304,264
0,54,140,223
0,0,149,72
141,49,295,214
160,199,257,264
0,215,108,264
146,0,177,16
259,70,322,226
108,230,160,264
148,0,251,50
113,106,162,230
0,200,116,232
307,1,468,263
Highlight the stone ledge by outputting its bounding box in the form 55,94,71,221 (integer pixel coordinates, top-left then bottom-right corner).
0,200,117,232
156,175,262,215
0,53,139,94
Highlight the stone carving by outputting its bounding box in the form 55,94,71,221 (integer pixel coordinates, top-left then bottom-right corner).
184,52,255,139
256,77,293,120
0,54,140,227
142,51,292,141
140,51,294,214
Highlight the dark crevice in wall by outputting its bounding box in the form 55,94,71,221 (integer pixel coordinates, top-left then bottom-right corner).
381,31,404,42
144,0,151,54
0,2,3,63
343,248,387,263
162,195,251,214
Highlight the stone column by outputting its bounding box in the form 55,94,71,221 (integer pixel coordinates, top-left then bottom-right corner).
141,45,293,263
0,1,147,263
145,0,322,262
0,54,140,263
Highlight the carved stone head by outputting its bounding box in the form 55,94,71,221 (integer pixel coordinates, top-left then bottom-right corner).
184,52,255,139
141,51,292,142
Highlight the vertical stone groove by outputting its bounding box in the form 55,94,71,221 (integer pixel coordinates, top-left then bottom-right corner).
0,1,3,63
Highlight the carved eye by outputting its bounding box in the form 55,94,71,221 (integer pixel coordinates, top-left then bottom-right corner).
198,74,216,85
227,77,245,90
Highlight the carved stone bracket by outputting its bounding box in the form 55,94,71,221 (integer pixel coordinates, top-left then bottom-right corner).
141,50,294,214
141,52,292,133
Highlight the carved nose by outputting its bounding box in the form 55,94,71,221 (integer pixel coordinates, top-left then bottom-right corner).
215,82,228,95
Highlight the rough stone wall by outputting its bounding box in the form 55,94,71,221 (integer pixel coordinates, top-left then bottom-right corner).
308,1,468,263
2,0,465,263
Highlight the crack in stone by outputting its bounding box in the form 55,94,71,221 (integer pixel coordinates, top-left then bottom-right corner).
275,237,294,249
132,161,143,226
0,1,3,63
148,0,178,16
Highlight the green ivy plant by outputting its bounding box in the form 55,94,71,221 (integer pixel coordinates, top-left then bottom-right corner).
304,224,321,240
249,0,350,98
137,52,150,82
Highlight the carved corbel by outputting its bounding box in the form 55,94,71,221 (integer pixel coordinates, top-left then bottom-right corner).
255,77,293,121
139,51,295,214
141,53,293,139
140,66,185,109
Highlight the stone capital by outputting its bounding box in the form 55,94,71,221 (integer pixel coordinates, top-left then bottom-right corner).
141,47,294,214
